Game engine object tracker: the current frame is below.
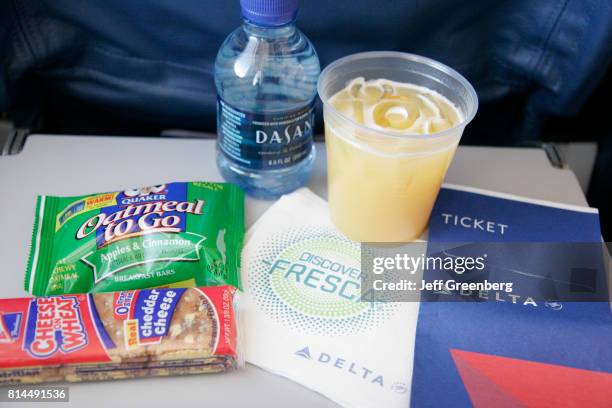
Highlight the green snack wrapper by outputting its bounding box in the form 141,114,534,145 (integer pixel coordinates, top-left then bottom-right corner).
25,181,244,295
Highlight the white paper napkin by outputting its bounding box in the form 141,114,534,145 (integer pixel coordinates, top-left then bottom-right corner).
242,188,419,408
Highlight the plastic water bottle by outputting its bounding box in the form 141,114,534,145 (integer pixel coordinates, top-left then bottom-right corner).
215,0,320,199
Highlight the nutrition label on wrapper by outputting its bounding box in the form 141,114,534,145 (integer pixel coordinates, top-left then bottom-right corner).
217,98,314,170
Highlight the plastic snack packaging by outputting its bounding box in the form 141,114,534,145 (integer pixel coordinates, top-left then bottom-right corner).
25,182,244,296
0,286,242,384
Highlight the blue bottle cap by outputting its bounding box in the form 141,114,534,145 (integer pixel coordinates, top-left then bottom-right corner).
240,0,299,26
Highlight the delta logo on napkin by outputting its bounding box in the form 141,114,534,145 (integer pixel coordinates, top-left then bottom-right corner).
242,189,418,408
411,185,612,407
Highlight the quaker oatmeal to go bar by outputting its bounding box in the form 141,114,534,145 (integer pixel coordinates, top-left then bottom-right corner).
25,181,244,296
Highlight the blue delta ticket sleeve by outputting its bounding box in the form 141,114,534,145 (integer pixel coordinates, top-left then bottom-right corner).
410,185,612,407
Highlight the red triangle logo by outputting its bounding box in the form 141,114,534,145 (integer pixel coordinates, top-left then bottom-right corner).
451,349,612,407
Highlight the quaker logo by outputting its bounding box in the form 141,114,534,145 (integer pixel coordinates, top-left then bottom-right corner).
120,185,167,205
95,184,175,248
0,312,22,343
75,183,204,248
23,296,88,358
294,346,387,389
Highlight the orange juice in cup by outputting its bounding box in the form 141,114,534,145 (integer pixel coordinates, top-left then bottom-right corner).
318,52,478,242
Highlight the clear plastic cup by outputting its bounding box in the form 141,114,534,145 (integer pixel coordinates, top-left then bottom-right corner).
318,51,478,242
